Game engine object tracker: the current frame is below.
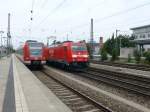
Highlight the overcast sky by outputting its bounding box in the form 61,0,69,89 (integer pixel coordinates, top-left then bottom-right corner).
0,0,150,48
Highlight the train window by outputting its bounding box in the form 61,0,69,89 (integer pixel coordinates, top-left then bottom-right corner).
30,49,42,56
72,45,87,51
29,43,43,47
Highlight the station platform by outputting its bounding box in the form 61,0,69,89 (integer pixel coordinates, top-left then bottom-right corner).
91,63,150,79
0,54,72,112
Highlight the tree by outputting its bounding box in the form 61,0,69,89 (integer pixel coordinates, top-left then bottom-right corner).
111,48,118,61
128,54,131,62
104,33,116,55
101,48,108,61
86,43,92,59
118,35,135,48
104,34,135,57
143,51,150,63
134,50,141,63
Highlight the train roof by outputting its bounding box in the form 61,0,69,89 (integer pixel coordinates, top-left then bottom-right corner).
48,41,86,48
26,40,37,43
62,41,73,43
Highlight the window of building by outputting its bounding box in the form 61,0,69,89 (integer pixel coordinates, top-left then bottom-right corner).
148,34,150,38
143,34,145,38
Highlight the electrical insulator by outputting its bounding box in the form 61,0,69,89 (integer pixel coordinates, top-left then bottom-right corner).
31,18,33,21
31,10,33,13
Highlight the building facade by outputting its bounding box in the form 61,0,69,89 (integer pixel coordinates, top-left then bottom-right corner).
120,48,135,58
131,24,150,52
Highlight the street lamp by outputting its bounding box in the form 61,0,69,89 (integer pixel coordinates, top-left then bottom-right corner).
0,31,4,47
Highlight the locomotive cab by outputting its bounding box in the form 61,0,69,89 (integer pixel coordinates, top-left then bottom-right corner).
71,43,89,68
23,41,46,65
47,41,89,70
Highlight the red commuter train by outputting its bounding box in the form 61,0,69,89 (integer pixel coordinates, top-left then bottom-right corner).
46,41,89,69
16,40,46,66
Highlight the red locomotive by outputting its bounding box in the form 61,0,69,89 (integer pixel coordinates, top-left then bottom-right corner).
46,41,89,69
16,40,46,66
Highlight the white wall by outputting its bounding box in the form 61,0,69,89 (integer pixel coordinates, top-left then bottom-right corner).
120,48,135,58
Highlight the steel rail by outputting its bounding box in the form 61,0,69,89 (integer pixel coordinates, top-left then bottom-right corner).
34,70,113,112
91,60,150,71
78,68,150,96
89,67,150,84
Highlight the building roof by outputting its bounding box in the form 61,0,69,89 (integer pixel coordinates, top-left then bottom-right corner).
130,24,150,30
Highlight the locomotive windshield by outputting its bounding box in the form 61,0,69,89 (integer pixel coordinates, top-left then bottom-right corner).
30,49,42,56
72,45,87,51
29,42,43,56
29,42,43,48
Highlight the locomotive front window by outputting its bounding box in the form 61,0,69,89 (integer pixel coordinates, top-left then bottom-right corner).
30,49,42,56
72,45,87,51
29,43,43,48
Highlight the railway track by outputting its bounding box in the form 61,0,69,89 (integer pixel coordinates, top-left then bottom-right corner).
91,60,150,71
77,67,150,97
33,70,113,112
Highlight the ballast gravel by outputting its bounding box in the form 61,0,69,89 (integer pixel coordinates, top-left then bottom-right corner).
44,66,150,112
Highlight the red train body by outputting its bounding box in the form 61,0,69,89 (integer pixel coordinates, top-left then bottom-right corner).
16,40,46,65
46,41,89,68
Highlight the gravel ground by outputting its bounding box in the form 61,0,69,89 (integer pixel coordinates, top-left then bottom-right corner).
68,72,150,108
45,66,150,109
44,66,150,112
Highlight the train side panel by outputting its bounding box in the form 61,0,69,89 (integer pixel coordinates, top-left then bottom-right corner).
47,41,89,69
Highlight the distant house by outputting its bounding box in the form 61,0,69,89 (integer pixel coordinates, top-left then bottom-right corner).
131,24,150,53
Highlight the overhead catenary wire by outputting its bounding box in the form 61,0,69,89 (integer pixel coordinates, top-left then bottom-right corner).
41,0,48,8
95,17,150,32
23,0,150,41
61,1,150,35
33,0,49,20
59,17,150,41
33,0,67,29
27,0,35,37
30,0,35,21
95,1,150,23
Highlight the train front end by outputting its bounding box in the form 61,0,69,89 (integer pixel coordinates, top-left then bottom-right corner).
70,42,89,68
24,41,46,65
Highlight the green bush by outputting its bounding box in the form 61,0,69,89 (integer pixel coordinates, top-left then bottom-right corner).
134,50,141,63
128,54,131,62
101,48,108,61
111,48,118,61
143,51,150,63
143,51,148,57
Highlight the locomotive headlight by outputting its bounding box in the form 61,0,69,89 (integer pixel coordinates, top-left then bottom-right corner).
83,55,89,58
26,57,29,60
72,55,77,58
